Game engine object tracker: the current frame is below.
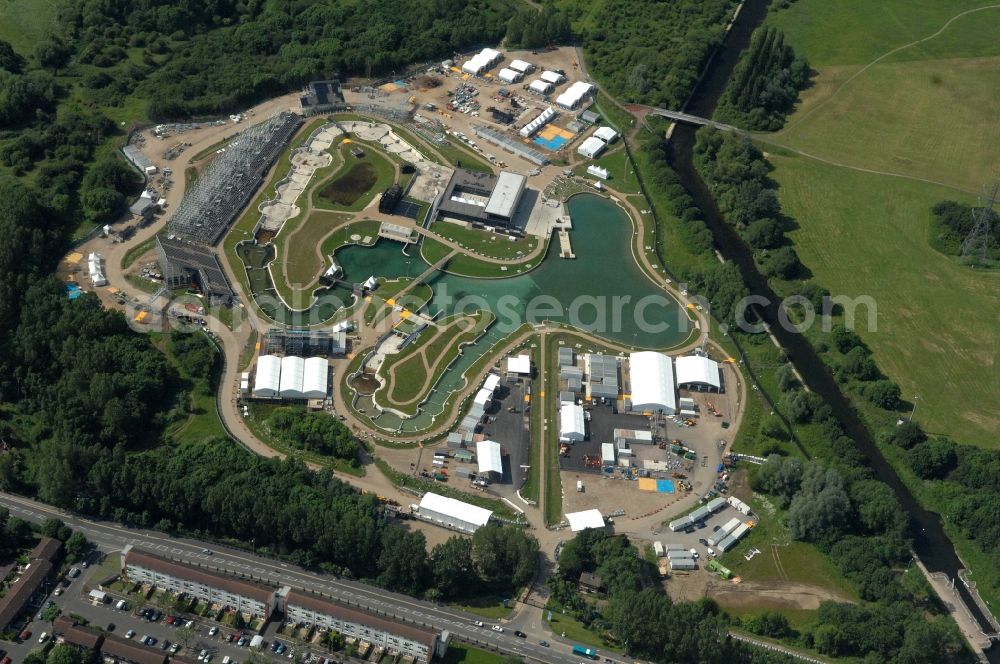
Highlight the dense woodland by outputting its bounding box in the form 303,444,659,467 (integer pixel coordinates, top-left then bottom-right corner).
715,27,810,131
554,0,737,109
929,200,1000,261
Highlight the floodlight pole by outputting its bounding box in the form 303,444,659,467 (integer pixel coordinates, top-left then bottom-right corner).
908,395,920,422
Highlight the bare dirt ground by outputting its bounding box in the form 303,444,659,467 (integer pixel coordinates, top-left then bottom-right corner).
708,580,851,611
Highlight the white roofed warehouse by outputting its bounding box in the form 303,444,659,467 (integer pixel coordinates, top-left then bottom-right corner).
416,492,493,534
577,136,606,160
279,355,306,399
476,440,503,479
253,355,282,397
566,509,606,532
627,351,677,414
302,357,329,399
555,81,595,110
594,126,619,143
560,402,586,442
675,355,723,392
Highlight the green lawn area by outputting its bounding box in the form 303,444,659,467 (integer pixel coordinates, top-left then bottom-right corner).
574,147,641,195
274,210,354,296
419,234,546,279
314,144,396,211
448,596,514,621
430,221,539,260
438,136,495,173
0,0,59,55
439,643,509,664
376,311,494,411
546,611,621,653
768,153,1000,447
593,92,636,133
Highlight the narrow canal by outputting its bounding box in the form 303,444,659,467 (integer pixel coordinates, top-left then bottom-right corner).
664,0,999,650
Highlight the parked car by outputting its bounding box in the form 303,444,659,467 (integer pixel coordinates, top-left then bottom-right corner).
226,634,235,643
238,637,248,647
38,632,49,643
539,641,549,647
513,631,526,638
161,640,171,651
170,644,180,654
2,655,11,664
275,644,287,655
125,630,135,639
53,588,63,596
139,635,149,645
198,650,208,661
146,636,158,647
491,626,503,633
107,623,116,632
18,630,31,642
209,626,218,636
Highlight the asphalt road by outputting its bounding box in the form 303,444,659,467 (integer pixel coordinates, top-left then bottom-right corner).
0,492,604,664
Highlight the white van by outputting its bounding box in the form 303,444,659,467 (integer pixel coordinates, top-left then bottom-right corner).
222,657,232,664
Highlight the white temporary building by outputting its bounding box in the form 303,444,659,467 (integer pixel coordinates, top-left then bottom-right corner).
476,440,503,477
587,165,609,180
707,517,741,547
473,387,493,407
519,106,555,137
507,354,531,375
566,509,605,532
279,355,306,399
302,357,329,399
509,59,534,74
601,443,615,466
462,57,486,75
594,126,619,143
728,496,752,515
253,355,282,397
417,492,493,534
497,68,522,84
675,355,722,391
88,253,107,286
560,403,585,442
628,351,677,414
555,82,594,110
577,136,606,159
483,373,501,393
481,48,502,65
670,558,697,570
529,79,554,95
540,70,565,85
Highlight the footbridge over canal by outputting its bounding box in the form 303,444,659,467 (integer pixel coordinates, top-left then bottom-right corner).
638,106,740,132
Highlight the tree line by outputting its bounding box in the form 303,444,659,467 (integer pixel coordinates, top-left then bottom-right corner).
557,0,737,110
716,27,810,131
546,529,800,664
929,200,1000,261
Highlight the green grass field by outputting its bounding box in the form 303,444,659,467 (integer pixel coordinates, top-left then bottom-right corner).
314,145,396,211
757,0,1000,446
770,154,1000,445
430,221,538,259
274,210,354,294
439,643,509,664
0,0,59,55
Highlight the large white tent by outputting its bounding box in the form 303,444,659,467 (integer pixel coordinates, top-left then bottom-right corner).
253,355,282,397
560,403,585,442
674,355,722,391
566,509,606,532
476,440,503,477
302,357,329,399
417,492,493,533
279,355,305,399
555,81,594,110
594,126,618,143
577,136,606,159
628,351,676,414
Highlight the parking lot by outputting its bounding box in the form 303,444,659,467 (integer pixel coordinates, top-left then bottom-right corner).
477,378,531,493
0,562,339,664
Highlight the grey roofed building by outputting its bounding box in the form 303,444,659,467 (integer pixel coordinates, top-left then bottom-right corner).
558,347,574,366
560,365,583,379
590,382,619,399
688,506,712,522
566,376,582,391
483,171,526,220
122,145,154,173
129,196,155,217
579,110,600,124
157,236,234,305
299,80,346,115
0,537,61,631
559,390,577,403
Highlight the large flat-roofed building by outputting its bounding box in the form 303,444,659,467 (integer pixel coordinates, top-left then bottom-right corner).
476,440,503,479
0,537,61,631
121,547,277,619
157,236,233,305
436,168,527,230
415,492,493,534
284,591,446,664
299,80,345,115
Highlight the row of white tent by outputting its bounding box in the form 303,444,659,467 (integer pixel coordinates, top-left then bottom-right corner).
253,355,329,399
462,48,503,75
519,106,556,137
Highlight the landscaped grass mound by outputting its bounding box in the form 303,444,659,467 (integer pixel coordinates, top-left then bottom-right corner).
319,162,378,206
